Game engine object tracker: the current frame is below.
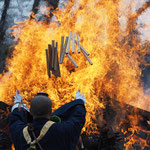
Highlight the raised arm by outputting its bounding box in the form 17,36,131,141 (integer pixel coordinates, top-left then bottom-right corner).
52,90,86,147
8,91,30,144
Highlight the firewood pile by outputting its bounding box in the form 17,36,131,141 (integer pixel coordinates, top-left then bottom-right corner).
0,97,149,150
46,33,93,78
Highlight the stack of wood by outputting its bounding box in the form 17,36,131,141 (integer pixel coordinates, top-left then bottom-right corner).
46,33,93,78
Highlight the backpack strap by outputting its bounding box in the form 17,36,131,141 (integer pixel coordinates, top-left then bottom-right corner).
23,121,55,148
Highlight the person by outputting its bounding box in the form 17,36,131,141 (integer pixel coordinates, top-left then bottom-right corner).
8,90,86,150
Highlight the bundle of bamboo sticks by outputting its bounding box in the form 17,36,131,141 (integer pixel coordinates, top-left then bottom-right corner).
46,33,93,78
46,40,60,78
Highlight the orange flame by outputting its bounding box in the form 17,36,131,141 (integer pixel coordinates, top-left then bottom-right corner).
0,0,149,137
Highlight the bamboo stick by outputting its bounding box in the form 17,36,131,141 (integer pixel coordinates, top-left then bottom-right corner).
45,49,51,78
72,33,75,53
75,40,89,56
81,50,93,65
80,45,90,56
54,42,58,70
52,42,61,77
66,32,72,54
67,54,78,68
52,40,55,68
60,36,68,64
77,34,80,53
48,44,52,70
60,36,64,62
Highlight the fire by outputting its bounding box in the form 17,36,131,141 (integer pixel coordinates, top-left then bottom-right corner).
0,0,149,146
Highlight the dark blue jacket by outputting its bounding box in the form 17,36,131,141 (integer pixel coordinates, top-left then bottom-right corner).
8,99,86,150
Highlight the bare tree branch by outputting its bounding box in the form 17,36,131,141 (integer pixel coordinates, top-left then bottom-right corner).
134,0,150,18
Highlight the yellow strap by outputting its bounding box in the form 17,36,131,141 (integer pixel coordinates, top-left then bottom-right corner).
23,126,32,144
23,121,55,145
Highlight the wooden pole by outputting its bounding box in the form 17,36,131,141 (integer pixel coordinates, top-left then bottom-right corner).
54,42,58,70
52,40,55,68
60,36,64,62
66,32,72,54
48,44,52,70
80,45,90,56
72,33,75,53
77,34,80,53
60,36,68,64
75,40,89,56
67,54,78,68
52,42,61,77
46,49,51,78
81,50,93,65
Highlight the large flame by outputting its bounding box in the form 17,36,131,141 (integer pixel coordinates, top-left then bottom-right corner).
0,0,149,139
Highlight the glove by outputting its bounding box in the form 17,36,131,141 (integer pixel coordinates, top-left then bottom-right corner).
11,90,29,112
14,90,22,104
75,90,86,104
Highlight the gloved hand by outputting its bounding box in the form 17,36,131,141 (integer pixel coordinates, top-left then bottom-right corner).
75,90,86,104
11,90,29,112
14,90,22,104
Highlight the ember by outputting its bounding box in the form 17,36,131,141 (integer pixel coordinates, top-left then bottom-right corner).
0,0,150,149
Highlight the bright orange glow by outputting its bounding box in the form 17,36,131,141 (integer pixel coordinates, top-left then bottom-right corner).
0,0,150,148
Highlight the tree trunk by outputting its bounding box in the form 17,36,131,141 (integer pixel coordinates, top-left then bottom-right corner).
0,0,11,43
